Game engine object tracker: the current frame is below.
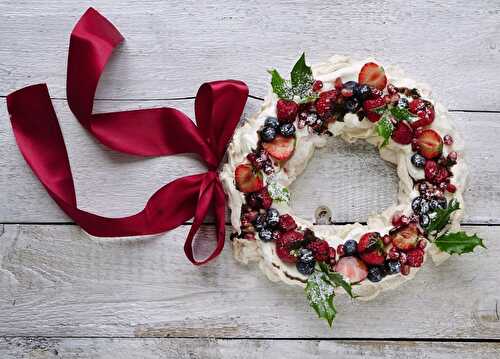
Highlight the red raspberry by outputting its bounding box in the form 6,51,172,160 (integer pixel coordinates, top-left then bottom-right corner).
278,214,297,232
406,248,425,267
306,240,330,262
319,89,338,100
276,99,298,123
276,230,303,263
258,187,273,209
434,167,450,184
398,252,408,265
424,160,438,181
315,90,337,118
312,80,323,92
388,247,400,260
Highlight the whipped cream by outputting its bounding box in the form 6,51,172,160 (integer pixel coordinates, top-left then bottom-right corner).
220,55,468,300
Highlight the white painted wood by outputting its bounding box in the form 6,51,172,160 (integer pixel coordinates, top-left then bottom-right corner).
1,99,498,224
1,337,499,359
0,224,496,338
0,1,499,110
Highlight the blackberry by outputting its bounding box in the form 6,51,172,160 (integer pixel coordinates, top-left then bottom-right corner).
356,84,372,101
411,153,426,168
344,239,358,256
259,228,273,242
385,260,401,275
266,208,280,228
396,97,409,109
345,98,360,113
296,248,316,275
343,81,359,92
437,197,447,209
260,126,276,142
253,213,267,231
280,123,296,137
412,196,429,214
367,267,384,282
264,116,280,129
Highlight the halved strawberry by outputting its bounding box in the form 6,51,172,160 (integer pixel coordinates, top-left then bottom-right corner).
409,99,435,129
415,129,443,159
262,134,295,161
391,223,420,251
275,230,304,263
362,97,386,122
357,232,385,266
358,62,387,90
235,164,263,193
335,256,368,283
391,121,414,145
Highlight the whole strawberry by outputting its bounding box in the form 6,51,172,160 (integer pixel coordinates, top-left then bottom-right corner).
306,240,330,262
358,232,385,266
276,230,303,263
276,99,299,123
406,248,425,267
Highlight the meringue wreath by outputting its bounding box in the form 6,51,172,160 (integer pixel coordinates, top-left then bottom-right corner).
220,54,485,326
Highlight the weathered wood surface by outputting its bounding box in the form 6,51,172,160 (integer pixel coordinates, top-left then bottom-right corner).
1,337,499,359
0,224,496,338
1,99,499,224
0,1,499,111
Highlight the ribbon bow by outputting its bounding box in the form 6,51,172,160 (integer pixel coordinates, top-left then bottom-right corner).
6,8,248,264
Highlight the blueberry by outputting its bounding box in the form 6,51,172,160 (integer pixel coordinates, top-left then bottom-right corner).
367,267,384,282
419,213,430,227
396,98,409,109
385,260,401,275
412,196,429,214
343,81,359,92
296,248,316,275
419,199,430,214
266,208,280,228
411,153,426,168
429,199,441,211
356,84,372,100
260,126,277,142
259,228,273,242
280,123,296,137
305,112,318,125
344,239,358,256
264,116,280,129
345,98,361,113
253,213,267,231
437,197,447,209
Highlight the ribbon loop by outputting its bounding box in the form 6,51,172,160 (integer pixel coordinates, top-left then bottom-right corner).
6,7,248,265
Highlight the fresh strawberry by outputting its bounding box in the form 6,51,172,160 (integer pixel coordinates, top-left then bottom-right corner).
275,230,303,263
357,232,385,266
362,97,386,122
306,240,330,262
335,256,368,283
276,99,298,123
409,99,435,129
406,248,425,267
358,62,387,90
235,164,263,193
262,134,295,161
408,99,426,114
391,223,420,251
391,121,414,145
415,129,443,159
278,214,297,232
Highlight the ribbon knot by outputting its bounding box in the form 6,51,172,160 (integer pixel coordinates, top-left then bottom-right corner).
6,8,248,265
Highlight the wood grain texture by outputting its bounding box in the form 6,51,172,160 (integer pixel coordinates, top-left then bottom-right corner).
1,99,499,224
1,337,499,359
0,1,499,110
0,224,496,338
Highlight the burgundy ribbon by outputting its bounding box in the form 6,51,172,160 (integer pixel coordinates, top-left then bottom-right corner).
6,8,248,265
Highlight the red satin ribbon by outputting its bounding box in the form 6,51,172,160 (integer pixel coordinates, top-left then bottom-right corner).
6,8,248,265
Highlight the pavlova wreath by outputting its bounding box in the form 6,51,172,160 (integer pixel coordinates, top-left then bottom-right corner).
220,54,485,326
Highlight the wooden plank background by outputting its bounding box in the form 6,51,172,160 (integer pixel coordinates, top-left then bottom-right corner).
1,0,499,357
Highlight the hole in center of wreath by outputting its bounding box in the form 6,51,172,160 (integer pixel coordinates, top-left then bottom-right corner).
288,137,398,224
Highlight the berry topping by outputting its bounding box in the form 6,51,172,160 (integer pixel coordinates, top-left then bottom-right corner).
412,196,430,214
343,239,358,256
337,244,346,257
401,264,411,276
345,98,361,113
363,97,386,122
264,116,280,129
415,129,443,159
396,97,409,109
385,260,401,275
443,134,454,145
411,153,426,168
235,164,264,193
356,84,372,101
259,187,273,209
260,126,277,142
424,160,438,181
367,266,384,282
306,240,330,262
358,232,385,266
276,99,299,123
266,208,280,228
406,248,425,267
312,80,323,92
446,183,457,193
315,91,337,118
278,214,297,232
408,99,435,129
279,123,296,137
262,134,296,161
296,249,316,275
259,228,273,242
419,213,430,228
275,230,303,263
334,77,343,90
408,99,426,114
391,121,414,145
391,223,420,251
358,62,387,90
447,151,458,163
335,256,369,283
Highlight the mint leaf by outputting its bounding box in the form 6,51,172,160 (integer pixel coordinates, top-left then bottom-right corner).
290,53,314,97
305,271,337,327
268,69,291,100
435,231,486,255
426,199,460,237
375,114,394,147
267,181,291,203
390,106,416,122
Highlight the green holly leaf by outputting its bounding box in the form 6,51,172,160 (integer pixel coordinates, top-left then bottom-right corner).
305,271,337,327
435,231,486,255
268,69,291,100
375,114,394,147
290,53,314,97
426,199,460,237
390,106,416,122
